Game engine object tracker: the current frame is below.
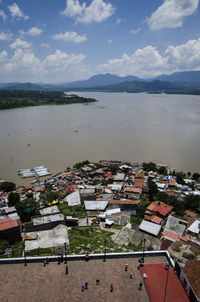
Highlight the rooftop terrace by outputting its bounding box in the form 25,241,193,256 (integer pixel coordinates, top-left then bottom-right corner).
0,255,168,302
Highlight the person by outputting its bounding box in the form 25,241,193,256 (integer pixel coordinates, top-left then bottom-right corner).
65,265,68,274
43,259,46,267
60,253,64,263
110,284,113,292
125,264,128,271
57,257,61,265
143,272,148,279
165,261,169,270
81,283,85,292
139,281,143,290
46,257,49,264
85,282,88,289
130,273,133,279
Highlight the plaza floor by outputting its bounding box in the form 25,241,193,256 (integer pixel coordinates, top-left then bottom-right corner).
0,256,166,302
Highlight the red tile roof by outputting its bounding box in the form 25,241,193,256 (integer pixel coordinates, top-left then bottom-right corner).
0,217,19,231
151,216,163,224
147,201,173,216
124,187,142,194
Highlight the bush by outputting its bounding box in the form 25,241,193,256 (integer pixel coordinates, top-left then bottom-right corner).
0,181,16,192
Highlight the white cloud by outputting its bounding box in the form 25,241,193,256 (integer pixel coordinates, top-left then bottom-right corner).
148,0,199,30
165,38,200,69
41,43,50,48
116,18,122,24
52,31,87,43
0,32,13,40
61,0,115,24
0,9,7,21
0,50,8,62
97,37,200,77
130,28,141,34
8,3,29,20
108,39,112,44
0,48,89,82
20,27,42,36
10,38,32,49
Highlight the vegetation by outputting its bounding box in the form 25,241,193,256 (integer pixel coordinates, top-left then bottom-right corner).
148,179,158,201
26,247,54,257
58,203,86,218
8,192,20,207
0,240,24,258
158,166,168,175
73,160,90,169
143,162,156,172
192,172,200,182
0,181,16,192
0,90,97,110
109,164,119,175
15,198,39,222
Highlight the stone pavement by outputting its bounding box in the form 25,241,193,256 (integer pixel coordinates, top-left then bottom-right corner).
0,256,166,302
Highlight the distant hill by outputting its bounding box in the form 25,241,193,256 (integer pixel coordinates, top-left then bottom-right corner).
1,82,43,90
156,71,200,84
62,73,141,88
85,79,200,94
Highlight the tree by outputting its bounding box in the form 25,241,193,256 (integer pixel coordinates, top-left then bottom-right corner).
148,180,158,201
158,166,168,175
8,192,20,207
176,172,185,185
143,162,156,172
109,164,119,175
0,181,16,192
184,194,200,211
40,190,59,206
138,200,150,218
15,198,39,222
192,172,200,182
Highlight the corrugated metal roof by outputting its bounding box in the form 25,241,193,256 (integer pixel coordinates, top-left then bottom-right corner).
109,200,139,205
84,200,108,211
139,220,161,236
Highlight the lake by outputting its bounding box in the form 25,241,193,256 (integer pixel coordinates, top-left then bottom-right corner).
0,92,200,185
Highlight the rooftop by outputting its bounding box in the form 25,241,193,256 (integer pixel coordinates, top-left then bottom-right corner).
0,255,167,302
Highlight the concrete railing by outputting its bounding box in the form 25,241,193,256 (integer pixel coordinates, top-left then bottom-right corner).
0,250,174,265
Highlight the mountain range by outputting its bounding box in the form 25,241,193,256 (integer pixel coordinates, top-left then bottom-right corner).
1,70,200,94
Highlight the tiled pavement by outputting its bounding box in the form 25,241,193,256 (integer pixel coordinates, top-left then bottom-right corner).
0,256,166,302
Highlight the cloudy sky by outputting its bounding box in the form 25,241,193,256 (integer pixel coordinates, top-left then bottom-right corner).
0,0,200,83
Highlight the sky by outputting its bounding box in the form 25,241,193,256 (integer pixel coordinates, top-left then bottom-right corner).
0,0,200,83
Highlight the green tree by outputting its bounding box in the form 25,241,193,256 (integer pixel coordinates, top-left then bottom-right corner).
148,180,158,201
184,194,200,211
137,200,150,218
8,192,20,207
192,172,200,182
15,198,39,222
109,164,119,175
158,166,168,175
40,190,59,206
143,162,156,172
176,172,185,185
0,181,16,192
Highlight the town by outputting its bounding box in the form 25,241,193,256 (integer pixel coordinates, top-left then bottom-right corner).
0,160,200,301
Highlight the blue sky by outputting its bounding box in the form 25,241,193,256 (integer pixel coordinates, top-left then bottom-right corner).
0,0,200,83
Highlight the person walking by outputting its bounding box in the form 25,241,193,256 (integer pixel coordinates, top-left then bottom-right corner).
85,282,88,289
125,264,128,271
110,284,113,292
130,273,133,279
81,283,85,292
139,281,143,290
65,264,68,274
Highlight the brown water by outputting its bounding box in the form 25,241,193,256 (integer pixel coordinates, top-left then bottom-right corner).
0,92,200,185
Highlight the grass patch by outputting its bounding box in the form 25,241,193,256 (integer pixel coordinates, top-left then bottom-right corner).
58,203,86,218
26,247,54,257
112,224,123,230
0,240,24,258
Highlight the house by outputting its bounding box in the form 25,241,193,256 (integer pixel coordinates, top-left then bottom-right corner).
139,220,161,237
108,199,139,215
84,200,108,211
183,260,200,302
164,215,187,236
0,217,21,244
123,187,142,200
186,219,200,239
146,201,173,218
